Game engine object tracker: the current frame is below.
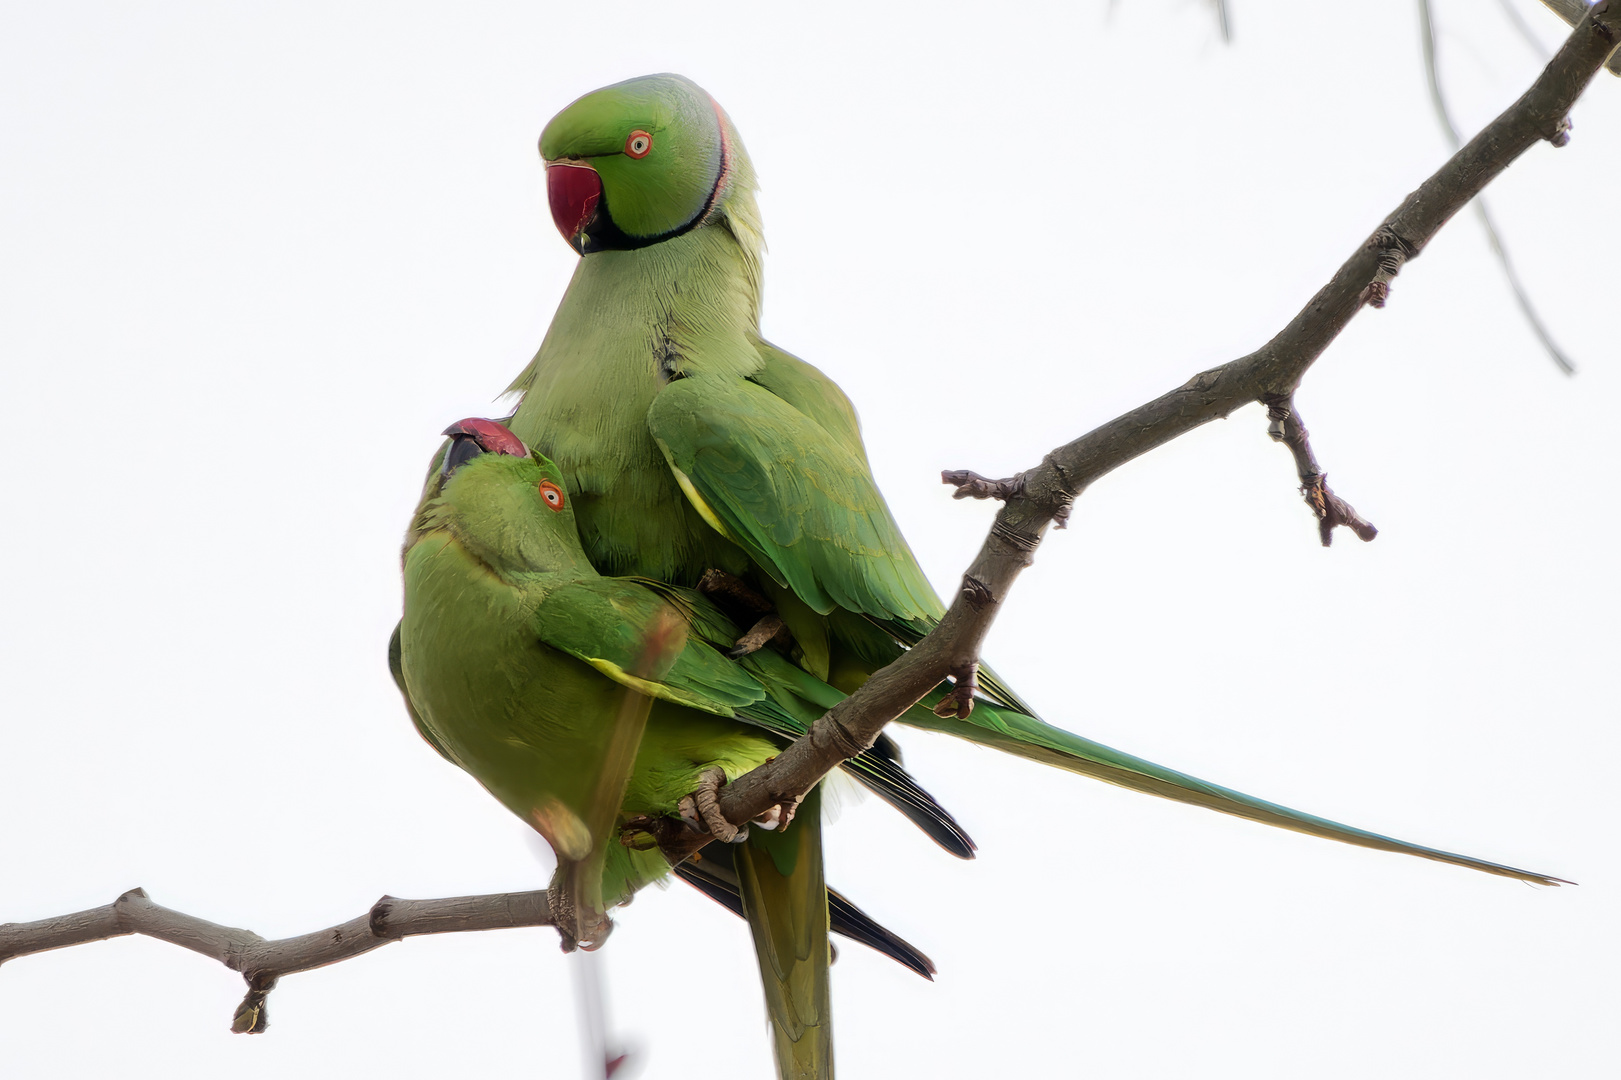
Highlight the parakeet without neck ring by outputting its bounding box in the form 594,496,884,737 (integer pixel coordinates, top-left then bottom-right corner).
395,418,964,1074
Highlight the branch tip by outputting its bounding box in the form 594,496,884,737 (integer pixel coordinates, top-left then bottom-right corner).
942,469,1025,502
1262,396,1378,546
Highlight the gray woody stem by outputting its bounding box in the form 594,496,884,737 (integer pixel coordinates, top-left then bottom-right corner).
2,0,1616,1035
0,887,553,1033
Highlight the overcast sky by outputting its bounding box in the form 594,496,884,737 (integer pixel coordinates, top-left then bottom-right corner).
2,2,1616,1077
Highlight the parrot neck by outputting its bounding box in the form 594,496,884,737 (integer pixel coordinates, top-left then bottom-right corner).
507,214,764,399
501,205,769,583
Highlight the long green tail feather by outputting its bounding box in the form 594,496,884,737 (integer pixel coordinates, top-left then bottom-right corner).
898,691,1568,886
736,789,833,1080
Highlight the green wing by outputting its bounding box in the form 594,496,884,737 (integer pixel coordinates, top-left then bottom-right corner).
745,337,870,460
647,373,942,624
533,578,767,716
737,787,832,1080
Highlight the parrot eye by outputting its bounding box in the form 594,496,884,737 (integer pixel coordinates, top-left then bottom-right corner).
624,130,652,159
538,480,566,510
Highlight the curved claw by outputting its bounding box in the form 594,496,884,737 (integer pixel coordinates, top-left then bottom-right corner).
547,875,614,953
676,767,806,842
681,767,744,843
754,793,804,832
932,660,979,719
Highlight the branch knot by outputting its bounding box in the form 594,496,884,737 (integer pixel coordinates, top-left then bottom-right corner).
1548,114,1573,147
960,575,996,611
1359,227,1414,308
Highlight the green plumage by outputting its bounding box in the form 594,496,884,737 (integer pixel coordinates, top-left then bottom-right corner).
738,787,832,1080
394,442,965,964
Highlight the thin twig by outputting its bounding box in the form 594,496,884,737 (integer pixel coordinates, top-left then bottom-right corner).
1262,395,1379,546
1420,0,1576,373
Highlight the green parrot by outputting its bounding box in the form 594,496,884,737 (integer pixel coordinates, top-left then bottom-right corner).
394,417,951,1078
503,74,1563,883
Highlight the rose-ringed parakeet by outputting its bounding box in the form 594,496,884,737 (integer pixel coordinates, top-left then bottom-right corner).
394,418,959,1077
500,74,1563,888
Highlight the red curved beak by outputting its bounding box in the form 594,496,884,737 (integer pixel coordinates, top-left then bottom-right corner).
546,161,602,254
442,418,528,457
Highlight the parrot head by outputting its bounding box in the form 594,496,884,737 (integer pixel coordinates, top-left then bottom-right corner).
427,418,588,576
539,73,757,256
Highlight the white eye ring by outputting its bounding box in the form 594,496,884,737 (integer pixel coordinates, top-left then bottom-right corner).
625,130,652,159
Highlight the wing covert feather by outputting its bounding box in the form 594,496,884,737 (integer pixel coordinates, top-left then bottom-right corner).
648,375,943,625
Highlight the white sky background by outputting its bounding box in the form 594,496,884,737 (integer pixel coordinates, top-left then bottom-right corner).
1,1,1616,1076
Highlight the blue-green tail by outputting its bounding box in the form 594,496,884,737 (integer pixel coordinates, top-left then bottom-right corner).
898,689,1567,886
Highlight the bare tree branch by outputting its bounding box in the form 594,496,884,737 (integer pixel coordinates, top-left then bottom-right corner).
0,887,554,1033
1541,0,1621,74
1421,0,1577,373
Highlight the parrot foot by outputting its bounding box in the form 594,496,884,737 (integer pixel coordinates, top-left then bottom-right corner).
676,767,802,843
932,659,979,719
752,792,803,831
698,570,796,657
698,568,774,615
547,875,615,953
726,614,789,658
679,767,746,843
